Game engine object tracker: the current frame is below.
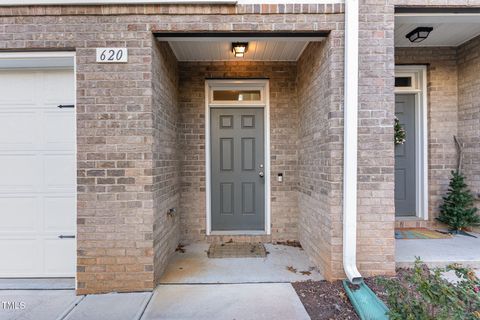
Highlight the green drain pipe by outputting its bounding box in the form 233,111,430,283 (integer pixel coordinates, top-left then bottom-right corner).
342,280,389,320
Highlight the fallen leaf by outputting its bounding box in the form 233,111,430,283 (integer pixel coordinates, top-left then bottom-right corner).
287,266,297,273
175,244,186,253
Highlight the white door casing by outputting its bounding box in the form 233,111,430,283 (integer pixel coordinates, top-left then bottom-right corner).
394,65,428,220
205,80,271,235
0,66,76,277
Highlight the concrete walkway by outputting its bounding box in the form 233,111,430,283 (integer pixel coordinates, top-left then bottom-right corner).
0,243,315,320
143,283,310,320
396,232,480,268
0,283,309,320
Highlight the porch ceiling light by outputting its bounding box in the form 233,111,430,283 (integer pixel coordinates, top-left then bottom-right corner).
406,27,433,43
232,42,248,58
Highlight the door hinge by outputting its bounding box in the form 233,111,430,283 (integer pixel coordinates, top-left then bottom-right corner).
57,105,75,109
58,235,76,239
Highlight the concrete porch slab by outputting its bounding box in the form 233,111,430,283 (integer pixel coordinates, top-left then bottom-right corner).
0,290,80,320
64,292,152,320
160,242,323,284
396,232,480,268
141,283,310,320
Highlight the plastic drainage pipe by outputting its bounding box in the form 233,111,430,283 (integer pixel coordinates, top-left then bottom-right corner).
343,0,363,285
342,280,389,320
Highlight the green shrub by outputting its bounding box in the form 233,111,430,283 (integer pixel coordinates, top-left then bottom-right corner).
377,258,480,320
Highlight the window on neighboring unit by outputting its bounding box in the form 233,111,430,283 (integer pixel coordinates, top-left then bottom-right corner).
395,76,412,88
213,90,261,102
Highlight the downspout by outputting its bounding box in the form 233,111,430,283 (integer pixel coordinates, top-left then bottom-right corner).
343,0,363,285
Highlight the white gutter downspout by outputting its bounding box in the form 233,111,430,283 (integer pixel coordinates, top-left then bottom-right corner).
343,0,363,284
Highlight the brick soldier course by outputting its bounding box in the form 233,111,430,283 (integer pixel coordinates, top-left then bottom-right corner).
0,1,479,294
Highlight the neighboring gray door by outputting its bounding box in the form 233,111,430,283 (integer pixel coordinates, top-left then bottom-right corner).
211,108,265,231
395,94,416,216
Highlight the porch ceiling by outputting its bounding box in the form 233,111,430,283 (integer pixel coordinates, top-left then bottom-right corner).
156,35,325,61
395,14,480,47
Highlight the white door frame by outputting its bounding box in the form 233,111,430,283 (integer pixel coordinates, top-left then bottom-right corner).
205,79,271,235
394,65,428,220
0,51,77,281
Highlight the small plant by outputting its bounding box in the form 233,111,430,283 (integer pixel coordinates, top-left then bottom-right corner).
394,117,406,145
377,258,480,320
437,170,480,234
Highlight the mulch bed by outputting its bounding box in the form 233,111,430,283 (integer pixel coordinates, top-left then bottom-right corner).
293,270,411,319
292,280,360,320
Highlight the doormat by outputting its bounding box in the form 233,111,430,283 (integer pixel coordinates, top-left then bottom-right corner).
395,228,453,240
207,243,267,258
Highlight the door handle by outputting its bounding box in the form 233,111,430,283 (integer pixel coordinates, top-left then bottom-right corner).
57,105,75,109
58,235,75,239
259,171,264,177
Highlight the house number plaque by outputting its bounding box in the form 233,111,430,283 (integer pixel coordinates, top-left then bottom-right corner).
96,48,128,63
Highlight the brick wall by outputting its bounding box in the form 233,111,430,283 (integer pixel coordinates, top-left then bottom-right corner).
177,61,299,243
0,0,432,293
297,16,396,279
296,39,341,280
395,47,459,225
151,40,181,284
458,35,480,210
62,16,156,295
298,0,396,280
356,0,396,277
0,7,345,294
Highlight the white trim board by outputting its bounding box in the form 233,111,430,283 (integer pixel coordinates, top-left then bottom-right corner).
0,51,75,69
205,79,271,235
395,65,428,221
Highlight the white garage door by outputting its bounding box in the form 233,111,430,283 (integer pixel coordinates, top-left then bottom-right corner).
0,68,76,277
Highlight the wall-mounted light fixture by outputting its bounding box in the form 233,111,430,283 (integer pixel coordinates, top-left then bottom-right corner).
405,27,433,43
232,42,248,58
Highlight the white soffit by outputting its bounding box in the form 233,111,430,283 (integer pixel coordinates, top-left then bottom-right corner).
395,14,480,47
164,39,320,61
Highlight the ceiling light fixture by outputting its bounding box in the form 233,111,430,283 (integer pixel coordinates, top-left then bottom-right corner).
406,27,433,43
232,42,248,58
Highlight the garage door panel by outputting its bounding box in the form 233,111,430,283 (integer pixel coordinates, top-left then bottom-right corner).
0,71,36,105
0,154,39,192
44,111,76,148
42,70,75,103
44,239,76,275
0,197,38,232
0,111,39,147
44,196,76,232
0,67,75,278
44,154,76,192
0,238,41,275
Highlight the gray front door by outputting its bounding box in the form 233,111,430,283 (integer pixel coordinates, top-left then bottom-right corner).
395,94,416,216
211,108,265,231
